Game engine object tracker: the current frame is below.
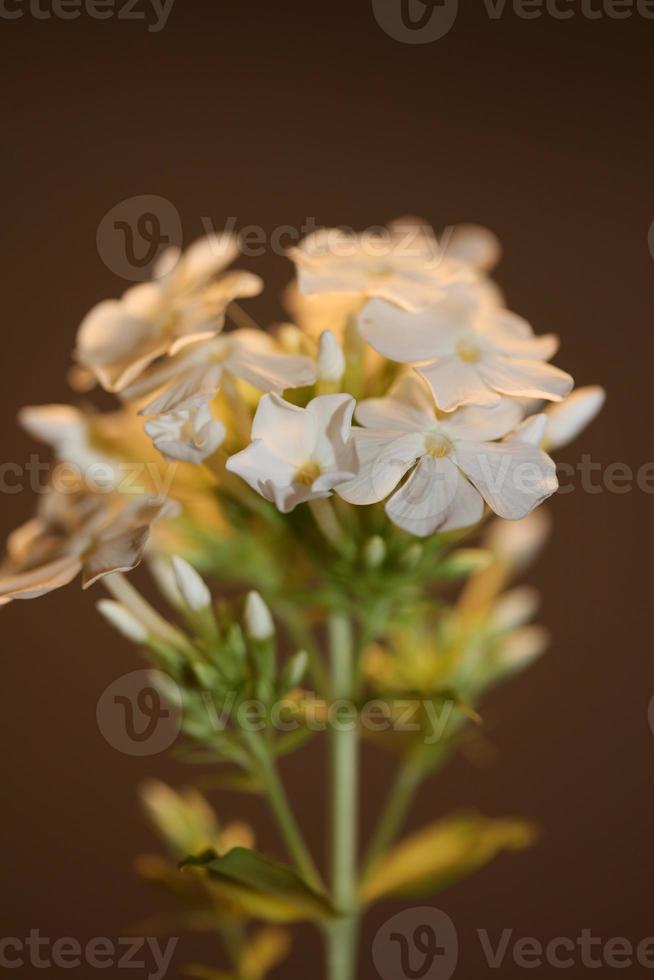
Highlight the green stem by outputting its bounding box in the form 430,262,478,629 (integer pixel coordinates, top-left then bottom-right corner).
243,729,323,893
326,611,359,980
308,499,349,556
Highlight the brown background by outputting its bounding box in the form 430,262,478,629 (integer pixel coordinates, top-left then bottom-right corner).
1,1,652,977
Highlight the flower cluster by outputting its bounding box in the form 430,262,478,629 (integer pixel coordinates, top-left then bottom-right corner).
0,219,604,602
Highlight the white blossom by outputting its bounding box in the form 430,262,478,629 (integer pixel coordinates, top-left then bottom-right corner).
338,375,557,537
358,282,573,411
172,556,212,611
75,234,262,393
144,399,225,464
226,393,357,513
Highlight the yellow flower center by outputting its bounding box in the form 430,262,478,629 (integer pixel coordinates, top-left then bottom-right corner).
425,432,451,458
456,338,481,363
295,460,322,486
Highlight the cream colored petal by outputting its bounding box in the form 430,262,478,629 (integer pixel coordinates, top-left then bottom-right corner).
442,223,502,272
82,525,151,589
250,394,316,462
385,455,483,537
544,385,606,450
337,431,424,505
455,440,558,520
19,404,86,446
176,233,240,290
0,554,83,599
478,356,573,402
226,441,298,497
358,299,454,363
307,394,356,470
226,346,316,393
418,357,500,411
441,399,524,443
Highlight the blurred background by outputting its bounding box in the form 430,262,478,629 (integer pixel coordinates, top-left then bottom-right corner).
1,2,652,977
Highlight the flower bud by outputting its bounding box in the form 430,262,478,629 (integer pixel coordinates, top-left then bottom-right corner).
244,591,275,640
97,599,149,643
172,556,212,611
317,330,346,382
363,535,386,569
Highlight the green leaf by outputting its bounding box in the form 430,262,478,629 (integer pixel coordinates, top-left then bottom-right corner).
361,813,537,905
181,848,334,923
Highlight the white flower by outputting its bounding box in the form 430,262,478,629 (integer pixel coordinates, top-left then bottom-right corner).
337,375,557,537
0,492,176,600
75,234,262,393
358,282,573,411
542,385,606,450
19,404,120,488
226,393,357,513
144,399,225,464
316,330,346,382
289,218,491,310
123,329,316,416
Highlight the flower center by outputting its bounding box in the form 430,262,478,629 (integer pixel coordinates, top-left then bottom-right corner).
295,460,322,486
424,432,452,458
456,338,481,363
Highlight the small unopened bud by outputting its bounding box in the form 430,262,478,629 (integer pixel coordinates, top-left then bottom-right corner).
281,650,308,691
401,542,423,570
317,330,346,382
277,323,306,354
244,591,275,640
364,535,386,569
172,557,212,611
97,600,148,643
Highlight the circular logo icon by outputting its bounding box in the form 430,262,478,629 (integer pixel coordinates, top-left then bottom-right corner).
372,0,459,44
373,907,459,980
96,194,182,282
96,669,182,756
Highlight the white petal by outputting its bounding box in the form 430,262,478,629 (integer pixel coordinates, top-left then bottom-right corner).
250,394,316,463
440,399,524,442
455,440,558,520
226,344,316,393
510,413,548,447
358,299,454,363
0,554,83,599
385,455,483,537
226,440,298,497
442,224,501,272
477,356,574,402
356,375,436,432
418,357,500,411
306,394,356,471
176,233,240,289
337,431,424,505
544,386,606,450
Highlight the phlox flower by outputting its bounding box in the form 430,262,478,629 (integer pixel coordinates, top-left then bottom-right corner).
75,234,262,393
358,282,573,411
144,399,225,464
0,491,175,600
226,393,357,513
289,219,499,311
337,375,558,537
